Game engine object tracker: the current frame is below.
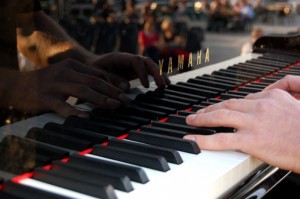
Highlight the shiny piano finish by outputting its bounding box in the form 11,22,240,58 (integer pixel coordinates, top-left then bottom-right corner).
0,47,300,198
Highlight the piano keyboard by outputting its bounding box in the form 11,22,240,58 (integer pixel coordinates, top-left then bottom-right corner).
0,52,299,199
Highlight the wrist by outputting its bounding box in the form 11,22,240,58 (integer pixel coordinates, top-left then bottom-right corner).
47,45,94,65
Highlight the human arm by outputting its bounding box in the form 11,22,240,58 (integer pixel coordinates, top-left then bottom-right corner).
184,89,300,174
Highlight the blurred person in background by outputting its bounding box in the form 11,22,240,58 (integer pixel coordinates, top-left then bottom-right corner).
138,20,161,62
207,0,233,32
241,27,264,55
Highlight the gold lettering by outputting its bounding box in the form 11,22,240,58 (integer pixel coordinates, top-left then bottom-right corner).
178,54,184,71
168,57,173,73
159,59,164,76
205,48,210,63
197,50,202,65
188,53,193,68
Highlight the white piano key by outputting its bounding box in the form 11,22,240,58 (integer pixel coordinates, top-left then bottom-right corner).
20,179,98,199
115,150,264,199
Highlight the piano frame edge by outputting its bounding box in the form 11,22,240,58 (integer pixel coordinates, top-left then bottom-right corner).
221,164,290,199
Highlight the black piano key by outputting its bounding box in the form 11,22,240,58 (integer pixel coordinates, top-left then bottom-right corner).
259,76,281,84
146,90,199,104
249,59,288,68
252,82,270,87
288,66,300,72
127,130,200,154
108,138,183,164
260,54,293,61
167,115,234,133
246,59,281,68
187,78,236,90
166,84,219,98
226,67,266,77
68,153,149,184
151,121,216,135
26,127,92,151
213,69,257,81
220,93,244,100
237,86,263,93
44,122,108,144
135,93,191,110
262,53,299,63
158,88,207,102
227,90,250,97
276,71,300,78
244,83,266,89
2,181,70,199
203,74,247,84
196,75,240,86
133,101,177,115
213,69,258,80
64,116,127,137
167,114,187,125
236,62,279,71
32,168,117,199
226,67,269,79
91,108,150,125
177,82,225,93
177,110,196,116
208,98,223,103
191,105,207,112
119,104,168,120
141,125,188,138
92,145,170,172
90,115,140,129
233,63,277,73
51,160,133,192
201,101,217,107
279,70,300,76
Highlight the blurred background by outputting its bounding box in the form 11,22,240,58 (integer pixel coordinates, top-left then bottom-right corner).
38,0,300,67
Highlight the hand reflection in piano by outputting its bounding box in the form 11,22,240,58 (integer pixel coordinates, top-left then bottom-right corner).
185,75,300,175
1,8,171,120
1,52,170,119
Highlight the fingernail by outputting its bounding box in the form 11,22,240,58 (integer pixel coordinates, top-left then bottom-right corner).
106,98,120,108
196,108,205,113
186,114,196,122
118,82,129,91
183,135,195,141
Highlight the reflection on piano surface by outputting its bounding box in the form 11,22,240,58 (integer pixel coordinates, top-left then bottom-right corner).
0,34,300,199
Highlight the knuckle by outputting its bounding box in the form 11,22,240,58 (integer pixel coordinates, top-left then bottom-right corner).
268,88,284,97
223,98,238,108
214,109,231,120
283,74,293,81
255,99,270,112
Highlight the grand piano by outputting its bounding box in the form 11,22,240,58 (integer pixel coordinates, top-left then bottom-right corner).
0,34,299,199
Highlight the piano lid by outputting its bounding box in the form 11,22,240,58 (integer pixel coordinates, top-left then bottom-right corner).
253,33,300,56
